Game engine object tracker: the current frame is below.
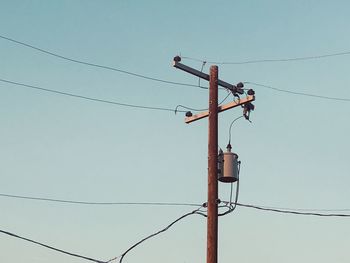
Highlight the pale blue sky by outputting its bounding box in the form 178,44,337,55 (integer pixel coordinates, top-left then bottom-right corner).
0,1,349,262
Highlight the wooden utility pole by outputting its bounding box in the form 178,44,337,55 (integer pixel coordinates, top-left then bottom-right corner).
173,56,255,263
207,65,219,263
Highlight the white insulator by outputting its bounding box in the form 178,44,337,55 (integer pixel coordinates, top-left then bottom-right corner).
218,145,239,183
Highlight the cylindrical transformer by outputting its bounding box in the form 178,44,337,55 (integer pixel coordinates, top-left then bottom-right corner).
218,145,239,183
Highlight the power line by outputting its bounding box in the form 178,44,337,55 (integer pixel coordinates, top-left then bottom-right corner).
2,33,349,75
175,91,233,113
0,229,107,263
218,182,240,217
0,204,206,263
116,203,349,263
252,204,350,212
245,81,350,102
228,115,245,144
0,78,188,112
2,34,349,103
181,50,350,65
0,34,207,89
118,206,206,263
1,192,350,217
0,204,347,263
0,193,200,207
235,203,350,217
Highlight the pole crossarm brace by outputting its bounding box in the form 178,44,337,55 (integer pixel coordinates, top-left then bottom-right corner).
185,95,255,124
173,61,236,91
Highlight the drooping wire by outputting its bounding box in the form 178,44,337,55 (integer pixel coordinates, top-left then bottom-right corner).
0,229,107,263
245,81,350,102
219,90,232,105
249,204,350,212
106,256,121,263
229,182,234,206
228,115,245,145
0,78,187,113
0,34,208,90
0,193,200,207
1,192,350,217
235,203,350,217
198,61,207,87
181,50,350,65
118,205,207,263
174,104,207,114
219,162,240,216
174,90,233,114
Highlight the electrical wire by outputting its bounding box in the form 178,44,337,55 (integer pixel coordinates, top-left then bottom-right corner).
229,183,234,206
219,91,232,105
0,193,200,207
174,104,207,114
218,182,239,216
2,34,349,101
0,205,347,263
174,91,233,114
250,204,350,212
181,50,350,65
0,78,187,112
118,206,206,263
245,81,350,102
218,161,241,216
106,256,121,263
0,229,107,263
198,61,207,87
228,115,245,144
234,203,350,217
1,192,350,217
0,34,207,89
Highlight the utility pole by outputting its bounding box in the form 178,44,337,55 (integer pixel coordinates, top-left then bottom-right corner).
173,56,255,263
207,65,219,263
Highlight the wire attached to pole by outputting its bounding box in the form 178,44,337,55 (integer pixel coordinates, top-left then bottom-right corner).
227,115,245,145
219,161,241,216
0,229,107,263
118,205,207,263
198,61,207,87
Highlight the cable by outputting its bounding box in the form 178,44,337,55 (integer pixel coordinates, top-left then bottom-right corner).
3,34,349,100
118,206,206,263
219,91,232,105
0,229,107,263
174,104,207,114
0,78,187,112
219,183,239,216
198,61,207,87
228,115,245,144
245,81,350,102
251,204,350,212
174,91,232,114
0,193,200,207
181,50,350,65
0,34,207,89
1,192,350,217
106,256,121,263
219,161,241,216
234,203,350,217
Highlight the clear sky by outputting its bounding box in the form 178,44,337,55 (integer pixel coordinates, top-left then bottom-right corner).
1,1,349,262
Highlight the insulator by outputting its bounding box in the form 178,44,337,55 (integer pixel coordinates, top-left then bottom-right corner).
247,89,255,95
185,111,193,117
173,56,181,62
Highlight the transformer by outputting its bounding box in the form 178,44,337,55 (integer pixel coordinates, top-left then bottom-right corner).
218,144,239,183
